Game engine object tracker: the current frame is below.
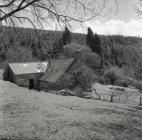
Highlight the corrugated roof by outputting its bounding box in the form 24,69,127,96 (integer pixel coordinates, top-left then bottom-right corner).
40,58,75,82
9,62,48,75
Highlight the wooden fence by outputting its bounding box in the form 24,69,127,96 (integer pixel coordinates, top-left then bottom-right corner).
93,90,142,106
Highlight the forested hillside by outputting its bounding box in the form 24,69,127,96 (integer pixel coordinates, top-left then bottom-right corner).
1,26,142,83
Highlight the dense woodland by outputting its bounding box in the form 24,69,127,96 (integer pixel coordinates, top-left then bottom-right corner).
1,25,142,91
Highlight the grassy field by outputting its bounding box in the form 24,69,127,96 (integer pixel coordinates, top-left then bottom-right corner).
0,79,142,140
92,83,141,106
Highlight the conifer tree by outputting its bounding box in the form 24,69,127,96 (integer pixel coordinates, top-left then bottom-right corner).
86,27,102,56
63,27,72,45
93,33,102,56
86,27,94,47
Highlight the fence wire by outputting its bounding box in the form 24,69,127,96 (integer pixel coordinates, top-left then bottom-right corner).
92,90,142,107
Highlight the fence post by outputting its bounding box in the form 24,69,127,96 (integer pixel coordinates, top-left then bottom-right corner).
119,94,120,102
110,92,113,102
134,96,135,106
140,96,142,106
98,94,101,100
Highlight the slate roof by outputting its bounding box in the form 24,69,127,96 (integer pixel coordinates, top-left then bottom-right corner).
40,58,75,82
8,62,48,75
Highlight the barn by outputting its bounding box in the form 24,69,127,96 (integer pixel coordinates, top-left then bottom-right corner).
38,58,76,90
3,62,48,88
3,57,79,90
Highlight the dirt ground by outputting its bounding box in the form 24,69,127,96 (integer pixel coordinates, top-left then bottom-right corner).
0,80,142,140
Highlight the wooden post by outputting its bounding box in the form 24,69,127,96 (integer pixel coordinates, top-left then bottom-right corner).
134,96,135,106
48,53,51,66
98,94,101,100
110,92,113,102
140,96,142,106
36,80,41,91
119,94,120,102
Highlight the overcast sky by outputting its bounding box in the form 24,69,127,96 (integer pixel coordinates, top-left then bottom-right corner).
71,0,142,37
11,0,142,37
57,0,142,37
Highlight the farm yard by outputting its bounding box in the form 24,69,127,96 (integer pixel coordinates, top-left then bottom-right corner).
0,79,142,140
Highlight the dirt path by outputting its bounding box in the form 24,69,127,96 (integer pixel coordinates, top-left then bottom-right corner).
0,80,142,140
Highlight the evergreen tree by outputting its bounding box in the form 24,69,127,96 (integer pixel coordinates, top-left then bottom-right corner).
93,33,102,56
86,27,103,68
86,27,102,56
63,27,72,45
86,27,94,47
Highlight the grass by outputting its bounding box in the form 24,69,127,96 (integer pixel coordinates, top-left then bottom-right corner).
0,80,142,140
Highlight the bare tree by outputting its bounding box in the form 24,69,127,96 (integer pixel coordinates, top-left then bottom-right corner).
0,0,119,29
136,0,142,16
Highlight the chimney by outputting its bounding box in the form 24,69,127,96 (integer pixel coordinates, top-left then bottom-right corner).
74,50,81,59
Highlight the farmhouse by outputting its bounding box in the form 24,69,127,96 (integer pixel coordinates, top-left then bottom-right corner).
3,58,77,90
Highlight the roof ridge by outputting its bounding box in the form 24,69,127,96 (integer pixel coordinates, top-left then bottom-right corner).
8,61,48,64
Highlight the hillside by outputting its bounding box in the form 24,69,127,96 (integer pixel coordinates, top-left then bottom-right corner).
1,26,142,80
1,26,142,47
0,79,142,140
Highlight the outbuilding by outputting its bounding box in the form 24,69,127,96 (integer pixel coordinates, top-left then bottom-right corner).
3,58,78,90
3,62,48,88
39,58,76,90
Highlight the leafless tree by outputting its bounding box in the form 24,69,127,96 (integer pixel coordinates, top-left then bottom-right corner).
0,0,119,29
135,0,142,16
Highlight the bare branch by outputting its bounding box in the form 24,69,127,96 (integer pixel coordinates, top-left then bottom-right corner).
0,0,39,21
0,0,16,8
0,0,119,29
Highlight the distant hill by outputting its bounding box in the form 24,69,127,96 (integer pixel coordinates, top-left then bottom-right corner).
1,25,142,47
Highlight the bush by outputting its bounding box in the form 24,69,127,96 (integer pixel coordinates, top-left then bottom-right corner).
103,66,124,85
58,74,74,90
81,52,101,69
99,76,106,84
58,65,97,97
72,65,98,92
114,77,133,87
63,42,91,58
132,80,142,91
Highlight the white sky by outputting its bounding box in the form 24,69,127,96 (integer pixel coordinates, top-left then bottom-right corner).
71,0,142,37
3,0,142,37
51,0,142,37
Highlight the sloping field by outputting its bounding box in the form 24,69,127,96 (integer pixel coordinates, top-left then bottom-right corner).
0,80,142,140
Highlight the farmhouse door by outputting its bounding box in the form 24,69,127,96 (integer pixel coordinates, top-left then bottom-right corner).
29,79,34,89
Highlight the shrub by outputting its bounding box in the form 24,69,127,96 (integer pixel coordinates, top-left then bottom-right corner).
73,86,84,97
114,77,133,87
58,74,74,90
99,76,106,84
81,52,101,69
57,65,98,97
58,65,97,97
63,42,91,58
132,80,142,91
103,66,124,85
72,65,98,92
